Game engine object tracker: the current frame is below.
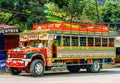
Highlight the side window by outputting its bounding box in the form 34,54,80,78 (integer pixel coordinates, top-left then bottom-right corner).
72,37,78,46
95,37,101,46
102,38,107,47
63,36,70,46
56,36,61,46
80,37,86,46
88,37,94,46
116,47,120,54
30,42,38,47
109,38,114,47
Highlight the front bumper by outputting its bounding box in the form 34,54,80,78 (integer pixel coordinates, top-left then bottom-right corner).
6,58,31,68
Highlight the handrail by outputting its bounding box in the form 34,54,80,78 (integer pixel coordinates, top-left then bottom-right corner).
33,22,110,33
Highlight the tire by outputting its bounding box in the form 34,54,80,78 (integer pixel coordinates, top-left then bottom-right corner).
30,59,45,77
86,60,101,73
67,65,80,73
9,67,21,75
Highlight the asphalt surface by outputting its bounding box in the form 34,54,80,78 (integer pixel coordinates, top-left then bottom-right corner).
0,68,120,83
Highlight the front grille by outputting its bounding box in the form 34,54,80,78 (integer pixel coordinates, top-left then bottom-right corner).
9,51,25,58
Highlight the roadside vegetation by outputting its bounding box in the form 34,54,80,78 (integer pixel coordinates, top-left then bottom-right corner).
0,0,120,31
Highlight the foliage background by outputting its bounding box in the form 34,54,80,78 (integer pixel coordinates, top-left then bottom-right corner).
0,0,120,31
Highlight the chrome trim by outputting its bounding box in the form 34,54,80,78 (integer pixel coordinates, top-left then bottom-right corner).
7,58,31,62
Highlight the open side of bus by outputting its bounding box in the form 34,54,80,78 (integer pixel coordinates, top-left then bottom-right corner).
46,34,115,72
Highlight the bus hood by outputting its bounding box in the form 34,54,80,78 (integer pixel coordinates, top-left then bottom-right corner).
8,47,45,54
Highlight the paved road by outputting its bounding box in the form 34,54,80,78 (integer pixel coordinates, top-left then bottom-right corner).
0,68,120,83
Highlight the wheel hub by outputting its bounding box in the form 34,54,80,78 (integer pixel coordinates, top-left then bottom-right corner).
93,61,100,71
35,63,43,74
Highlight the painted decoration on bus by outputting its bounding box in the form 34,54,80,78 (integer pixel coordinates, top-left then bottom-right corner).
20,34,38,41
39,33,48,40
20,35,28,41
47,35,54,58
57,47,116,58
116,36,120,47
28,34,38,40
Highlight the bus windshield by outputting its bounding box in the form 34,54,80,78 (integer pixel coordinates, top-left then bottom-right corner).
20,40,48,48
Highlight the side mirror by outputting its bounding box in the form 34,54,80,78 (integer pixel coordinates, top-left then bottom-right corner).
54,35,57,39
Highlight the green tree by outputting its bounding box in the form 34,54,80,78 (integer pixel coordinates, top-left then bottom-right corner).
101,1,120,22
47,0,100,23
0,12,12,24
50,0,69,8
0,0,48,30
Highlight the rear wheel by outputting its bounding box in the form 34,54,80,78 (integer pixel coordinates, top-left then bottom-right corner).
30,59,44,77
86,60,101,73
9,67,21,75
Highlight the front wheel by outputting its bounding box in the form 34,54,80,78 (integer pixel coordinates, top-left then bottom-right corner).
9,67,21,75
30,59,45,77
86,60,101,73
